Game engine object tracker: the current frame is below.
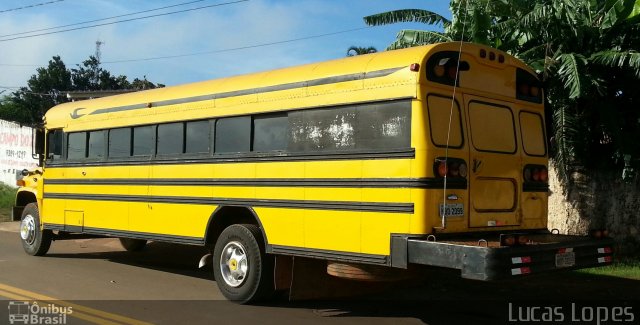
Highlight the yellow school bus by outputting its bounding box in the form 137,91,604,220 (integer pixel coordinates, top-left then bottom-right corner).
15,42,614,302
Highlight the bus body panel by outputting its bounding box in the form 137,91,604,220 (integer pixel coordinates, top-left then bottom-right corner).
15,42,612,282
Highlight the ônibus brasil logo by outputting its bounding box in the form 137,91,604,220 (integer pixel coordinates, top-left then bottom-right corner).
7,301,72,325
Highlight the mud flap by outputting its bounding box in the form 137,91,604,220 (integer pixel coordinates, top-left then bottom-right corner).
285,257,398,301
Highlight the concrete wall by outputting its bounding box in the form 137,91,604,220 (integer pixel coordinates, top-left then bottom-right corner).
0,119,38,187
548,165,640,255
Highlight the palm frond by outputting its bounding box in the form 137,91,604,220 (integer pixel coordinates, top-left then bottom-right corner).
386,30,451,50
591,50,640,77
601,0,637,28
364,9,451,27
551,103,580,181
556,53,588,98
519,3,553,31
469,2,492,44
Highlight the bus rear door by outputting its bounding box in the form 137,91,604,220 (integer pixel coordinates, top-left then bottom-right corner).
464,95,520,228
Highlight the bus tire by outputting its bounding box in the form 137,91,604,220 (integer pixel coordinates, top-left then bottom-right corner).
213,224,274,303
119,238,147,252
20,203,52,256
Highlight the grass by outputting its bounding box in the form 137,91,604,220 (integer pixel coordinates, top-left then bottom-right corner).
576,259,640,280
0,183,17,222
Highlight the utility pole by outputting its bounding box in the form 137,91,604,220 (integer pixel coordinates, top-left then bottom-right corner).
94,40,104,86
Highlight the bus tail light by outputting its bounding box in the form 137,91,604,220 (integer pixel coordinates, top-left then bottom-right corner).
523,165,548,183
539,168,548,182
437,161,448,177
500,233,530,246
434,158,468,179
16,179,25,187
591,229,610,239
458,162,468,178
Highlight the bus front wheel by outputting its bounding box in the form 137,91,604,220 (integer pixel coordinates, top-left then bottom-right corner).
20,203,52,256
213,224,274,303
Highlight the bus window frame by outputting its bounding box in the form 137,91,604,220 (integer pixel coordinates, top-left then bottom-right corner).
426,93,465,149
468,100,518,155
45,129,64,163
518,110,547,157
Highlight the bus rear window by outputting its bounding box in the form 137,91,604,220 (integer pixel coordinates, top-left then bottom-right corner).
427,95,463,148
469,101,516,154
519,112,546,156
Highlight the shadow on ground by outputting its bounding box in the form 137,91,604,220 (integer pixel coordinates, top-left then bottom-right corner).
45,239,640,325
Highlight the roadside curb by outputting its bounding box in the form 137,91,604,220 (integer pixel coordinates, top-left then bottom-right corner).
0,221,19,233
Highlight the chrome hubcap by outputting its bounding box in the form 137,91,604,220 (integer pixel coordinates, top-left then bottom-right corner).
219,241,248,287
20,215,36,245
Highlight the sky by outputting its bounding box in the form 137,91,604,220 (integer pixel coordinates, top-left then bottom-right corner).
0,0,450,92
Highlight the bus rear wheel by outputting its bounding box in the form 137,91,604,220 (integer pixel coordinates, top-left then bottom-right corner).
119,238,147,252
213,224,274,303
20,203,52,256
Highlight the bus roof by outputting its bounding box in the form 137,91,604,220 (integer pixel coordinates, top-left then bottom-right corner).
44,43,535,130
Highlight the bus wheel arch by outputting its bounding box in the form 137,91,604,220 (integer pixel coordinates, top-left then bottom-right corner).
16,191,37,207
204,206,269,249
14,191,37,221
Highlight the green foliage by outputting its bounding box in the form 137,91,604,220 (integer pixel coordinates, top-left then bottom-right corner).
578,259,640,280
363,9,450,27
364,0,640,180
0,183,16,210
346,46,377,56
0,56,164,125
387,30,450,50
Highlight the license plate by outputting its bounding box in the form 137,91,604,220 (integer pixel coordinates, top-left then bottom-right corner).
439,203,464,217
555,252,576,268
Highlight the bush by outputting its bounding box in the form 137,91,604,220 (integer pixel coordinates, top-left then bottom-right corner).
0,183,16,209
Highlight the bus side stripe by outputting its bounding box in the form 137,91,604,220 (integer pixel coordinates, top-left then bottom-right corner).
43,193,415,213
81,67,406,118
43,177,467,189
46,148,416,167
42,223,205,245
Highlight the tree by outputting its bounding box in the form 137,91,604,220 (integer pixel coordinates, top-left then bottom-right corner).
346,46,378,56
0,56,164,125
364,0,640,180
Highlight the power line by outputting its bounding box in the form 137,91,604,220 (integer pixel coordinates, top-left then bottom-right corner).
0,86,61,97
0,0,208,38
0,0,64,14
0,26,374,67
0,0,249,42
102,27,373,64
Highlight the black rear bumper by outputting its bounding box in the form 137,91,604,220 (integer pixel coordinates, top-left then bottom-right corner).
393,233,615,281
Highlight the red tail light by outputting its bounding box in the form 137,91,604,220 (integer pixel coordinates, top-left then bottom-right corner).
437,161,448,177
539,169,548,182
523,165,548,183
434,158,468,178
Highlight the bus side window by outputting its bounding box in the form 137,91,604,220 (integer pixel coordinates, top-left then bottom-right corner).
88,130,106,159
46,129,64,161
133,126,155,156
185,120,210,154
215,117,251,153
356,101,411,149
157,123,184,155
109,128,132,157
67,132,87,160
253,113,288,152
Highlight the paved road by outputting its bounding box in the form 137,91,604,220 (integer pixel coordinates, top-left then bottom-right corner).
1,222,639,325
